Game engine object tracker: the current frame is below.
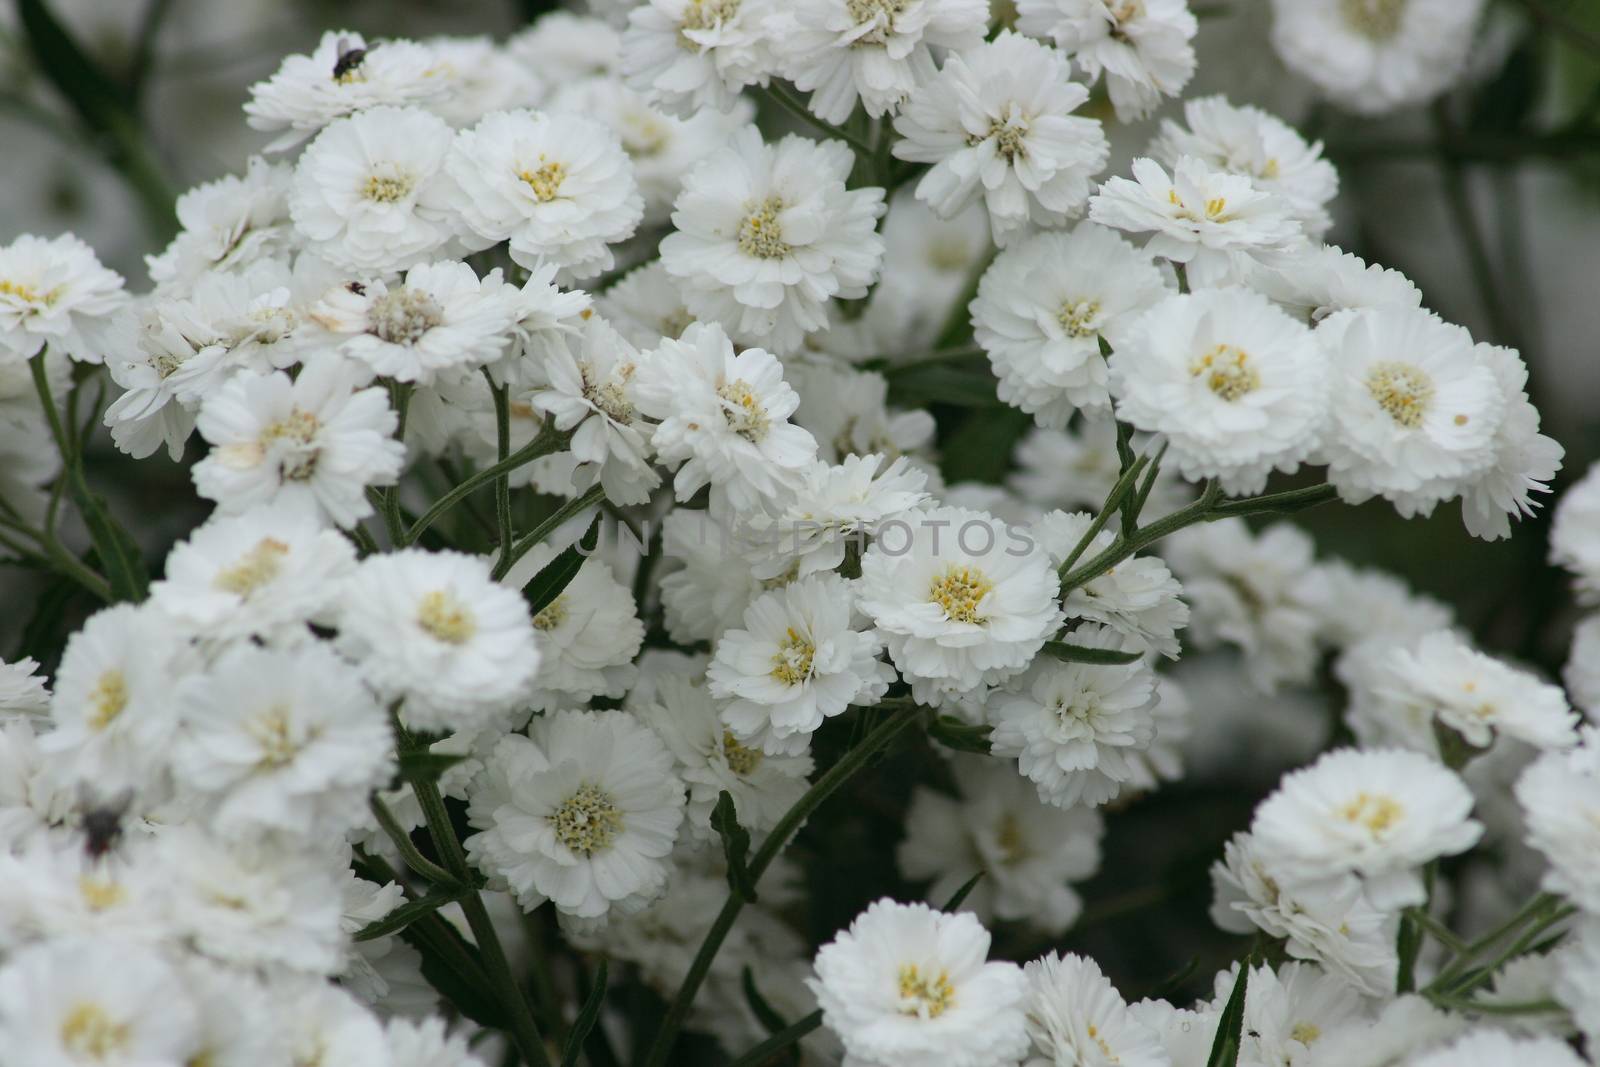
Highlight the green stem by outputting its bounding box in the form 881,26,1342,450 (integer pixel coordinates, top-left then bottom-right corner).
370,795,460,887
639,701,923,1067
484,371,515,573
493,485,605,582
405,422,567,547
1060,480,1224,594
400,723,553,1067
27,353,115,602
1056,451,1150,578
758,82,876,157
1425,891,1563,993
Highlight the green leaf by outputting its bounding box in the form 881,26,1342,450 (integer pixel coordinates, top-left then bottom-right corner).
72,481,148,602
16,574,81,663
354,885,468,942
941,871,985,910
741,967,791,1035
1042,641,1144,666
928,716,992,755
397,750,469,784
560,959,609,1067
885,365,1005,408
523,516,599,616
397,919,507,1030
1205,959,1251,1067
710,790,758,903
728,1010,824,1067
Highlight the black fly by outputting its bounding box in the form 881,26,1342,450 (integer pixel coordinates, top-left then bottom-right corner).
332,38,369,82
78,789,133,859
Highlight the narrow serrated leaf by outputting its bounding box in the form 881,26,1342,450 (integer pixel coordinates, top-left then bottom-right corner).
1042,641,1144,666
928,715,992,754
73,482,148,602
355,885,467,942
710,790,757,902
523,517,599,616
1205,958,1251,1067
942,871,985,911
560,959,609,1067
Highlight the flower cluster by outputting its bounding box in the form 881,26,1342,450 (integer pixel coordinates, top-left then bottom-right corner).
0,2,1594,1066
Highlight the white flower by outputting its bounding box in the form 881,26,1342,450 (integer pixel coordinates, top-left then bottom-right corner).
173,642,393,839
1015,0,1198,121
530,313,660,505
859,505,1063,703
1088,156,1302,275
1368,630,1577,753
446,109,644,278
1151,95,1339,237
0,836,170,950
898,754,1103,934
1110,287,1326,494
893,32,1108,246
506,13,623,85
149,506,357,646
385,1016,490,1067
0,657,49,719
337,549,542,733
768,0,990,123
661,128,885,354
808,899,1030,1067
1408,1030,1586,1067
146,157,294,291
244,30,451,151
1250,747,1483,909
635,322,819,511
1566,615,1600,717
548,77,755,226
40,603,185,797
596,261,696,348
1242,242,1422,324
622,0,774,117
972,224,1169,428
987,628,1162,809
311,262,518,385
1555,917,1600,1047
1458,342,1563,541
422,35,544,127
503,545,643,709
465,710,686,921
1300,994,1465,1067
1164,519,1328,693
1213,961,1371,1067
281,983,389,1067
1552,462,1600,603
790,362,936,465
0,941,200,1066
709,572,893,755
1211,831,1398,995
0,233,126,364
738,453,931,580
192,358,405,528
1033,510,1189,659
1269,0,1489,116
1315,307,1506,517
500,262,594,379
288,106,464,272
657,508,768,644
157,825,347,973
644,673,813,838
1515,728,1600,913
1020,951,1169,1067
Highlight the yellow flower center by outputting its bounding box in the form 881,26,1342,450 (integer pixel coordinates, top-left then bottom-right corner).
1192,343,1261,401
1291,1021,1322,1045
896,964,955,1018
680,0,743,41
996,811,1028,865
581,362,637,423
247,704,300,767
769,627,816,687
847,0,912,44
532,594,569,632
60,1002,131,1060
1338,791,1403,834
737,197,792,260
1057,298,1102,339
368,287,444,345
519,159,567,202
78,876,125,912
929,564,993,625
0,278,49,304
1340,0,1406,40
260,408,321,481
1365,361,1434,429
213,537,290,597
722,730,765,775
88,671,128,731
362,173,414,203
717,379,771,441
417,590,476,645
1169,189,1231,222
550,782,623,855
